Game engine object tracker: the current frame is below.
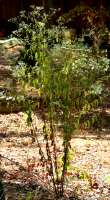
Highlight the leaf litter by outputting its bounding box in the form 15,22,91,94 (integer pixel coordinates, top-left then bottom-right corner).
0,112,110,200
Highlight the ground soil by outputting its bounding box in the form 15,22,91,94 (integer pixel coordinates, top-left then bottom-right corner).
0,112,110,200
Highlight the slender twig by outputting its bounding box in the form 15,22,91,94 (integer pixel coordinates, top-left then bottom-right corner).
0,154,25,171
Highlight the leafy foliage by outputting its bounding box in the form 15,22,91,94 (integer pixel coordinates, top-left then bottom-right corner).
60,3,110,55
60,3,109,34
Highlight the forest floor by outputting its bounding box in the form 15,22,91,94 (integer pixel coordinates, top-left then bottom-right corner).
0,112,110,200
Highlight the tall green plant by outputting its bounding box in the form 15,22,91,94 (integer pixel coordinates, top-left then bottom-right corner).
14,7,109,198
